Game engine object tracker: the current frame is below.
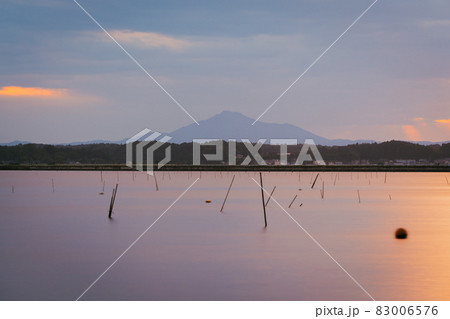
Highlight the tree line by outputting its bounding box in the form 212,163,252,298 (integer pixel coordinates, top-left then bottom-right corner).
1,140,449,165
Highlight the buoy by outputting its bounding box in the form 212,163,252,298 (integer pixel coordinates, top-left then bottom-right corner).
205,200,211,203
99,192,104,195
395,228,408,239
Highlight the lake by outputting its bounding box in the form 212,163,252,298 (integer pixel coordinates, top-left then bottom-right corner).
0,170,449,301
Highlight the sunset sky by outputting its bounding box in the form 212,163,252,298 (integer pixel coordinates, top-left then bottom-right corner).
1,0,449,143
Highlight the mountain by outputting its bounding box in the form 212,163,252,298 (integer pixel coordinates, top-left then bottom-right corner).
167,111,374,146
0,140,32,146
0,139,124,146
60,139,126,146
1,111,448,146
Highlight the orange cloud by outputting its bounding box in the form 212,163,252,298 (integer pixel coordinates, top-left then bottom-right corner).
108,30,192,51
0,86,66,97
402,125,422,141
434,119,450,124
413,117,424,121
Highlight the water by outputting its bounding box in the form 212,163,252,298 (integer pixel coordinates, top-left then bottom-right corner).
0,170,449,301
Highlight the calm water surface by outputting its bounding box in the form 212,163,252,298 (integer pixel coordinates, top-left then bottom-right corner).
0,170,449,300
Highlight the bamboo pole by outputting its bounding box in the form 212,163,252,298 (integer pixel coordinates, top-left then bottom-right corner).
265,186,276,207
288,194,298,208
220,175,235,212
259,172,267,227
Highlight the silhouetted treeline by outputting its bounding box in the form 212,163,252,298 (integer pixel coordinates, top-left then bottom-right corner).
1,140,449,165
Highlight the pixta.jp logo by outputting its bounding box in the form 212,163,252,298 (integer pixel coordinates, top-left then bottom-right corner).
126,128,172,175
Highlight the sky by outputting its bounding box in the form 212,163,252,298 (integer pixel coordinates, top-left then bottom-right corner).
1,0,449,144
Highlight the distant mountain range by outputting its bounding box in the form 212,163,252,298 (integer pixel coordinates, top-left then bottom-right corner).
1,111,448,146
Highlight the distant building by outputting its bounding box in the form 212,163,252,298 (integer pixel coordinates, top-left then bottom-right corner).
395,159,416,166
266,159,281,165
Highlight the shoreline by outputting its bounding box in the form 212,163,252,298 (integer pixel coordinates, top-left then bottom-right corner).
1,164,449,172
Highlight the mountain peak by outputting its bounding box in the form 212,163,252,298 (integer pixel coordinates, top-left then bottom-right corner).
168,110,332,144
205,110,253,123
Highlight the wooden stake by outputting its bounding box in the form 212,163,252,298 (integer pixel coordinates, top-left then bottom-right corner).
220,175,235,212
52,178,55,193
357,189,361,204
102,180,105,193
265,186,276,207
333,173,338,186
384,172,387,184
288,194,298,208
12,185,14,193
108,184,119,218
320,181,325,199
311,173,319,189
259,172,267,227
446,176,449,185
108,191,114,218
153,173,159,191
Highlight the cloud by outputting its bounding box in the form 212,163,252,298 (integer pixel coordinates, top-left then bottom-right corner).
92,29,291,54
434,119,450,124
106,30,193,51
3,0,66,7
0,86,67,98
420,19,450,28
413,117,424,121
402,125,422,141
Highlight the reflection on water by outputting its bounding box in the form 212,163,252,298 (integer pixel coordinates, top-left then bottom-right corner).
0,170,449,300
